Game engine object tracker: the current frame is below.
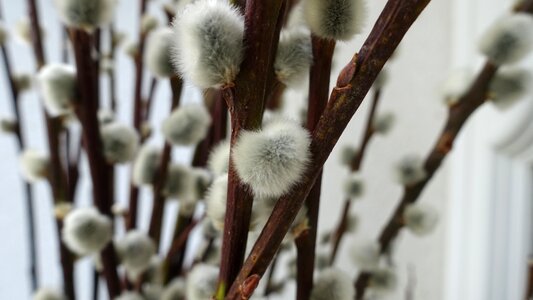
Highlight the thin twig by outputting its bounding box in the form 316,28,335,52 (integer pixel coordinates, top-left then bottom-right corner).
329,88,382,264
225,1,431,298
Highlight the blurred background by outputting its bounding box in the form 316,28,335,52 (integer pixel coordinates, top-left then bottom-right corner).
0,0,531,299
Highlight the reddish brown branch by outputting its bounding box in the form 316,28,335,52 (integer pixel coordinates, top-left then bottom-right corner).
526,258,533,300
295,36,336,300
147,76,183,248
329,88,382,264
225,1,431,298
217,0,287,295
70,28,122,298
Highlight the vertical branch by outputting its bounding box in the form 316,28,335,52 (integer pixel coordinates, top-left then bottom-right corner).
329,88,382,264
25,0,76,298
108,24,118,112
225,1,431,298
217,0,287,295
70,28,122,298
127,0,149,230
295,36,335,300
0,3,39,291
147,76,183,248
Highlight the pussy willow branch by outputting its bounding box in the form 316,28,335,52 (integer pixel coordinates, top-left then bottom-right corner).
147,76,183,249
25,0,76,298
295,36,336,300
329,88,382,264
108,23,118,112
217,0,287,295
354,2,533,298
70,28,122,298
127,0,149,230
0,3,38,291
225,1,431,298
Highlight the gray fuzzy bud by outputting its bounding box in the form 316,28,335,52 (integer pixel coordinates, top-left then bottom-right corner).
275,28,313,87
304,0,367,41
489,68,532,110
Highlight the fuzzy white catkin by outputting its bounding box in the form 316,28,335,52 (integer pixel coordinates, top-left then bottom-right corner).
303,0,367,41
186,264,218,300
232,119,311,198
162,104,211,146
171,0,245,88
207,140,230,176
343,172,364,200
478,13,533,65
394,154,427,185
162,279,186,300
372,112,395,135
489,68,532,110
164,163,194,200
339,145,358,166
13,73,33,92
33,288,66,300
14,18,35,44
115,230,156,276
439,69,474,106
38,63,78,117
146,27,176,77
54,0,117,30
368,268,398,294
141,14,159,34
98,109,115,125
19,149,50,182
101,122,139,164
403,202,439,236
0,117,16,134
310,268,355,300
114,292,144,300
62,207,113,255
349,239,380,271
275,28,313,87
132,145,162,186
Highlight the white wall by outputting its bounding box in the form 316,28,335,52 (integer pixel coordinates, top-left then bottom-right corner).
0,0,456,299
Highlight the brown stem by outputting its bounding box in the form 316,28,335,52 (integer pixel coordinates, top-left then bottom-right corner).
329,89,382,264
225,0,431,298
144,77,159,122
25,0,76,297
295,36,336,300
164,214,202,282
70,28,122,298
217,0,287,295
147,76,183,248
526,258,533,300
263,251,281,296
109,24,118,112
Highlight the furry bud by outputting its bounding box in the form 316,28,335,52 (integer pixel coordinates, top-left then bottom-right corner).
303,0,367,41
101,122,139,164
115,230,156,277
186,264,218,300
15,18,44,45
146,27,176,77
394,154,426,185
343,173,364,200
19,149,50,182
372,112,395,135
33,288,66,300
164,163,194,200
349,239,380,271
0,22,7,45
403,202,439,236
124,40,139,58
62,207,113,255
114,292,144,300
339,145,358,166
141,14,159,34
132,145,161,186
13,73,33,93
38,63,78,117
275,28,313,86
54,202,73,220
162,104,211,146
54,0,117,30
489,68,532,109
478,13,533,65
310,268,355,300
98,109,115,125
0,118,17,134
207,140,230,176
368,268,398,294
143,256,164,284
439,69,474,106
233,119,311,198
162,279,186,300
171,0,245,88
